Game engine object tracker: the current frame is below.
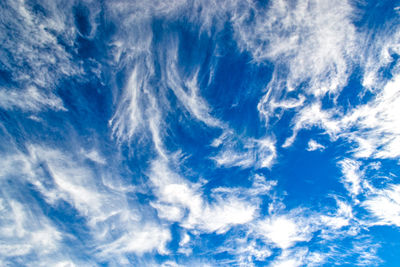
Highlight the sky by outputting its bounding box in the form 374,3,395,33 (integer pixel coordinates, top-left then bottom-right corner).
1,0,400,266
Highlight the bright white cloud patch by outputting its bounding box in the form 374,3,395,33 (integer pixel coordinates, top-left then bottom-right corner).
306,139,325,152
254,212,315,250
149,158,258,234
363,184,400,227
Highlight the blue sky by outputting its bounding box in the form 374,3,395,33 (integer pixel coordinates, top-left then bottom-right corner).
1,0,400,266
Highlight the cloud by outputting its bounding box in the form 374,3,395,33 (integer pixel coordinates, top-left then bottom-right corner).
306,139,325,152
222,195,377,266
164,44,223,128
1,0,399,266
0,86,66,112
339,159,363,197
282,101,340,148
149,158,258,234
0,199,61,256
82,149,107,165
238,0,357,128
0,182,84,266
97,224,171,257
255,214,314,250
258,94,306,126
363,184,400,226
0,142,381,265
0,0,81,112
247,1,400,165
320,199,354,232
350,238,382,266
109,62,150,142
212,134,276,169
0,146,171,264
108,14,224,147
360,16,400,90
269,247,326,267
346,75,400,159
284,74,400,161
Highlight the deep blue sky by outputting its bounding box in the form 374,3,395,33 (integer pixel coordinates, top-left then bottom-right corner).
1,0,400,266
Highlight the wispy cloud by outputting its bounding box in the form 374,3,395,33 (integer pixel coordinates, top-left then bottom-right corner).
1,0,399,266
284,74,400,160
0,0,81,112
149,158,260,234
241,0,357,127
0,157,87,266
339,159,363,197
212,135,276,169
0,146,170,264
363,184,400,227
0,86,66,112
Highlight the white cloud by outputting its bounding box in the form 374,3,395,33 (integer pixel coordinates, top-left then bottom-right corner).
212,149,255,169
179,232,190,247
212,136,276,169
0,86,66,112
282,101,340,148
320,200,353,231
151,202,184,221
347,75,400,159
27,146,110,222
239,0,357,128
149,158,258,233
270,248,325,267
284,74,400,161
2,0,398,265
110,63,149,142
349,238,382,266
239,0,400,172
360,19,400,90
0,199,60,254
97,224,171,256
0,193,83,266
212,174,276,198
161,261,184,267
0,146,171,263
339,159,363,197
164,46,223,128
255,215,313,249
318,199,361,243
363,184,400,226
83,149,107,165
109,29,224,147
306,139,325,152
107,0,227,145
0,0,81,111
191,196,256,234
258,94,306,126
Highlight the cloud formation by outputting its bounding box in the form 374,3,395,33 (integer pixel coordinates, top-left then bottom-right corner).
1,0,400,266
